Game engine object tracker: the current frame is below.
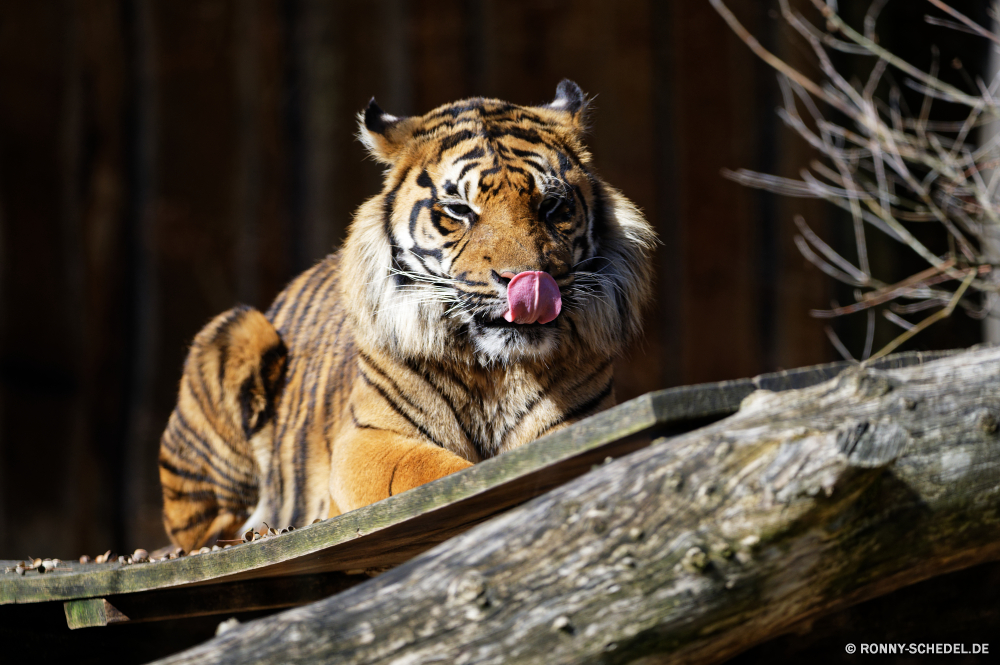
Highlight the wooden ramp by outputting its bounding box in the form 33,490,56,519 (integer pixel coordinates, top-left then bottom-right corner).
0,351,952,662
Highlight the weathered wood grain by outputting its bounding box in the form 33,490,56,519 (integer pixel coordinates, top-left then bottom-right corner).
0,352,949,623
151,345,1000,665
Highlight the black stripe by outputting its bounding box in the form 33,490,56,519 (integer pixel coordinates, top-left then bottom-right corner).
326,315,354,438
435,129,477,161
163,487,244,507
174,409,254,475
349,403,406,437
457,161,479,183
403,358,479,456
427,101,488,120
350,404,377,430
359,370,445,448
165,416,258,495
289,424,309,526
168,506,219,536
271,360,313,515
448,234,475,266
244,340,287,437
266,287,290,320
296,263,339,331
453,287,496,301
272,262,329,338
456,146,485,162
411,119,455,138
565,359,613,397
289,366,322,525
562,379,614,424
210,306,251,388
158,457,255,500
505,391,545,444
358,352,424,414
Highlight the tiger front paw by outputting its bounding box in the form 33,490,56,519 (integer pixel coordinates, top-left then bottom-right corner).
388,445,474,496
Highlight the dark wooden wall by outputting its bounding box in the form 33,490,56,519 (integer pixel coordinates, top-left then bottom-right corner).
0,0,983,560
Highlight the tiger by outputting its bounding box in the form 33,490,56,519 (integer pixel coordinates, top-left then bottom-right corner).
158,80,656,552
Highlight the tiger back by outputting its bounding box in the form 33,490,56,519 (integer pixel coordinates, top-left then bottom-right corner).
159,80,656,551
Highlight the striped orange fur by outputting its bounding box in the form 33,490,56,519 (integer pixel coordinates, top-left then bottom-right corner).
159,80,656,551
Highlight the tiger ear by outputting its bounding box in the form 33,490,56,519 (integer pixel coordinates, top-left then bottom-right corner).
545,79,588,129
358,98,415,164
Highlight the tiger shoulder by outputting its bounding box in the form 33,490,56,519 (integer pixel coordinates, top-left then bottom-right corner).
159,79,657,551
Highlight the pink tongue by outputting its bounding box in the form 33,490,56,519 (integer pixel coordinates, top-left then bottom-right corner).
503,271,562,324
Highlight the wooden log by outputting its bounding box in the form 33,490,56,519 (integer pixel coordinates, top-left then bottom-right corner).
154,345,1000,665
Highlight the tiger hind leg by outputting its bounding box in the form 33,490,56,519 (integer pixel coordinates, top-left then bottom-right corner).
158,305,287,551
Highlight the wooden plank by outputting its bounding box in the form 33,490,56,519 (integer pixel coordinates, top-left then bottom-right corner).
0,350,955,610
63,598,128,630
2,394,659,604
63,571,365,628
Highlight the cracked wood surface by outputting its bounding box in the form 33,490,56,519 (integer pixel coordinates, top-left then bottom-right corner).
153,345,1000,665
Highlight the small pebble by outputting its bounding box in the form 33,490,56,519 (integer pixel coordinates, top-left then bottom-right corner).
216,617,240,636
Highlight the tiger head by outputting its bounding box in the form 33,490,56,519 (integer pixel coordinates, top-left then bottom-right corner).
343,80,656,365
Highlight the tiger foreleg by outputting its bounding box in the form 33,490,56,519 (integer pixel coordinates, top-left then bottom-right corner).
329,428,473,513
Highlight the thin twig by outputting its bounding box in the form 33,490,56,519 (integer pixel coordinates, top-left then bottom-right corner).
810,0,988,109
866,268,977,363
883,310,916,330
825,325,857,362
925,0,1000,45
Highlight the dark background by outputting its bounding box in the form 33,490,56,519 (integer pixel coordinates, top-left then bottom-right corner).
0,0,989,565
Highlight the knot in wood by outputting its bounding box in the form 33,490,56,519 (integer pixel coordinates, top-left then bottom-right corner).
841,368,895,399
552,615,575,634
448,570,489,607
976,410,999,435
836,420,910,468
681,546,710,573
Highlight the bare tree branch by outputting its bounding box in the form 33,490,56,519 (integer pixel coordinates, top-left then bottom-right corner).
713,0,1000,358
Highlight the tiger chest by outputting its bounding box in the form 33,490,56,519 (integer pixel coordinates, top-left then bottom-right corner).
439,369,564,460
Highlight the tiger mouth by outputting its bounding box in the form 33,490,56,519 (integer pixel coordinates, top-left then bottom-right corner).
471,312,557,331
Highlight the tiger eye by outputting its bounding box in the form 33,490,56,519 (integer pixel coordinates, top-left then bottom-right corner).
443,203,473,218
539,198,564,219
